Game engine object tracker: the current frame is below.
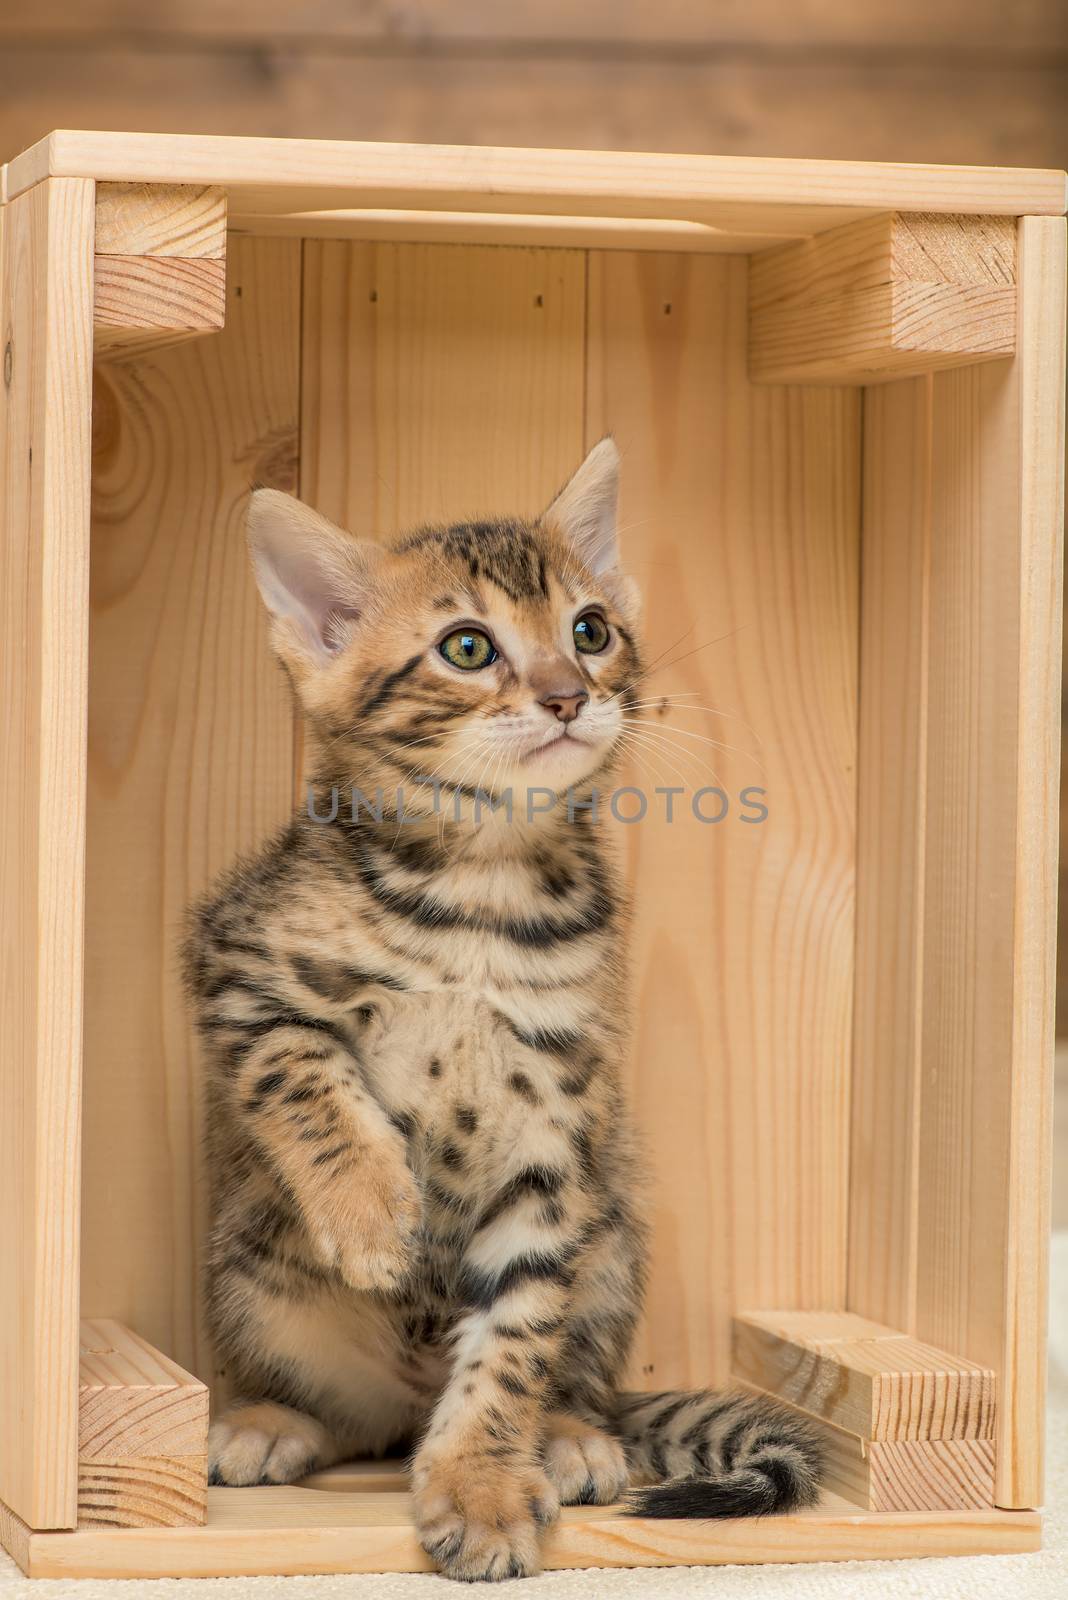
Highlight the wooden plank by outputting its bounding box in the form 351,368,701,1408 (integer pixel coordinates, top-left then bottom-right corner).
800,1414,995,1511
586,253,857,1389
0,2,1065,50
6,64,1068,214
2,1489,1042,1578
298,237,585,789
0,1497,32,1572
233,209,801,253
4,131,1064,225
749,214,1016,384
847,377,932,1329
78,1320,207,1529
0,175,95,1530
93,255,226,345
732,1312,995,1439
916,218,1066,1509
95,183,226,258
999,216,1065,1507
80,1322,207,1459
81,237,300,1393
300,239,586,530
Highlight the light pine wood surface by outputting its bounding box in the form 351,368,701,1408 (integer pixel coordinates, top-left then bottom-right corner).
732,1312,995,1441
81,237,301,1393
749,213,1017,384
93,255,227,344
806,1418,996,1512
3,134,1064,236
95,182,226,259
998,214,1065,1507
0,1485,1042,1579
845,219,1065,1510
848,375,932,1330
0,175,95,1531
915,223,1065,1509
586,251,858,1386
78,1319,208,1529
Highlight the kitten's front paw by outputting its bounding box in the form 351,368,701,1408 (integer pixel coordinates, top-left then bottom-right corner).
543,1414,629,1504
412,1450,558,1581
209,1401,339,1486
304,1142,422,1293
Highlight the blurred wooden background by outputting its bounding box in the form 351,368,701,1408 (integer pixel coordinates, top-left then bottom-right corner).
2,0,1066,1036
1,3,1065,165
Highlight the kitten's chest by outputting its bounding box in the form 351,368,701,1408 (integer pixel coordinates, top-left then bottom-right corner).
359,987,524,1122
357,984,587,1169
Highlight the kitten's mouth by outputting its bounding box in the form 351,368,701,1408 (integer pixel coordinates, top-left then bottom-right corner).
523,730,586,762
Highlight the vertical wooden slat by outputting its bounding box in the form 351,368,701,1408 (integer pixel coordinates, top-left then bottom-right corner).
300,240,587,531
848,376,932,1329
298,239,587,789
999,215,1065,1508
848,219,1063,1506
0,176,95,1528
908,217,1065,1508
586,252,859,1388
81,238,301,1390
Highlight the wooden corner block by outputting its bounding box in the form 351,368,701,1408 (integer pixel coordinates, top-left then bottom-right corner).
95,182,226,259
93,181,227,354
804,1413,996,1511
94,256,227,352
731,1311,995,1441
748,212,1016,384
78,1319,208,1529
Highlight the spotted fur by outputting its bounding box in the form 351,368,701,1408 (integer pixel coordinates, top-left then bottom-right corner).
187,442,822,1581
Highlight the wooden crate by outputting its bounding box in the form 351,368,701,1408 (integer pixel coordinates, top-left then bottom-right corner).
0,131,1063,1577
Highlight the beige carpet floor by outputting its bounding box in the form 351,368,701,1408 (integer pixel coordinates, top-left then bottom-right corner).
4,1238,1066,1598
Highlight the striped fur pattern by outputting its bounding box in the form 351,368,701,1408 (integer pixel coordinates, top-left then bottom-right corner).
188,442,822,1580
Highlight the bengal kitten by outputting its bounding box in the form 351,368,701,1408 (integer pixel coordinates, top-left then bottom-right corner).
186,441,821,1581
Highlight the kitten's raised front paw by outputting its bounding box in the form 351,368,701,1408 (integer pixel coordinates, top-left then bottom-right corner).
208,1401,339,1486
543,1413,629,1505
304,1141,422,1293
412,1452,559,1581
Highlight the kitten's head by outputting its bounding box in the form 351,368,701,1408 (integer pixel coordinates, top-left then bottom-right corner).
247,440,642,804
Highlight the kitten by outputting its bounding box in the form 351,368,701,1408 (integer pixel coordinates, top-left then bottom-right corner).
186,440,821,1581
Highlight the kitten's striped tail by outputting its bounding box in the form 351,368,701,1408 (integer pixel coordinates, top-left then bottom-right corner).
614,1387,823,1518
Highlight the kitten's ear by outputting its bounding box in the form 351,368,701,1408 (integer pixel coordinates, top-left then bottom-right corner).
543,437,621,575
246,489,380,666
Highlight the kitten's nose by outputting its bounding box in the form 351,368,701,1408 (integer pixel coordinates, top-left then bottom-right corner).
540,689,588,724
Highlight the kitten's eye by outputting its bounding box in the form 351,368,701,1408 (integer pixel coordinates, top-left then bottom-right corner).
439,628,497,671
573,610,610,654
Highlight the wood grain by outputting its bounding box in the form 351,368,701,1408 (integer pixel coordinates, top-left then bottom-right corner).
5,131,1064,226
1,1486,1040,1579
79,1318,207,1529
915,221,1066,1509
79,1319,209,1530
749,214,1016,384
0,176,95,1531
999,216,1065,1507
235,209,801,253
801,1413,995,1510
95,183,226,259
299,238,587,531
81,237,300,1393
587,252,858,1388
732,1313,995,1439
847,377,932,1330
80,1320,208,1459
93,255,226,343
77,1458,207,1531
